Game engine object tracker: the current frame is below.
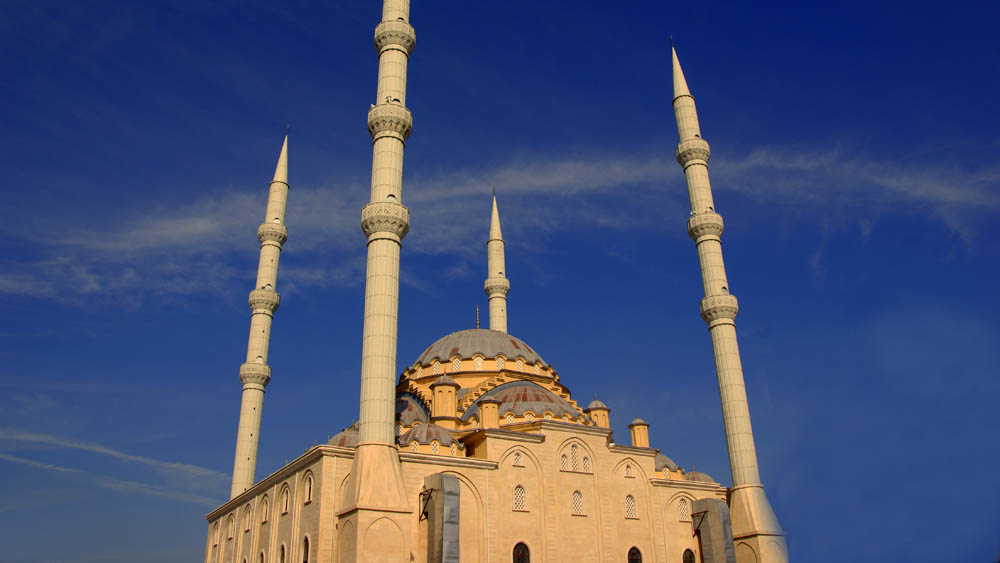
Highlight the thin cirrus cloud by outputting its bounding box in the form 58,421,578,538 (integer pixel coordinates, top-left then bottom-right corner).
2,146,995,300
0,428,228,493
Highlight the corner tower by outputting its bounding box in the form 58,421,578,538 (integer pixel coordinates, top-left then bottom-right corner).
484,194,510,333
671,46,788,562
338,1,415,559
230,134,289,498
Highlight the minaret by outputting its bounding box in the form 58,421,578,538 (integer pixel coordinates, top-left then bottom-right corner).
484,194,510,333
230,135,289,499
338,1,415,555
671,46,787,562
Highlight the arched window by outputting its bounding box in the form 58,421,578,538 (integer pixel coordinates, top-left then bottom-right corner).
516,358,524,371
582,457,590,472
628,547,642,563
513,485,526,511
505,413,514,424
304,475,313,503
279,544,286,563
244,505,253,531
450,443,457,456
513,542,530,563
496,356,505,370
625,495,638,519
513,451,522,466
572,490,583,515
259,552,264,563
432,360,440,374
212,522,219,545
525,412,534,422
560,454,568,470
431,440,440,454
411,440,419,451
452,357,462,372
474,356,483,370
227,516,235,539
302,536,310,563
678,498,690,521
281,487,290,514
682,549,695,563
570,444,579,471
260,496,269,523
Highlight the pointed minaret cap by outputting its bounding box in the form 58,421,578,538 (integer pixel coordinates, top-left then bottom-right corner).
272,134,288,184
671,46,691,100
489,194,503,241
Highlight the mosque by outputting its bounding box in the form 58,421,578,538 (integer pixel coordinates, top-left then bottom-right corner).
203,2,787,562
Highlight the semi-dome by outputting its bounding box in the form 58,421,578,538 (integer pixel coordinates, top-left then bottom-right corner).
462,380,579,421
328,422,359,448
685,470,716,483
398,423,463,448
655,453,679,472
396,392,430,426
416,329,547,367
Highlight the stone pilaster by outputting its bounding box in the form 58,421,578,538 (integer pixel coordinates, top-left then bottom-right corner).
231,135,289,499
671,46,787,562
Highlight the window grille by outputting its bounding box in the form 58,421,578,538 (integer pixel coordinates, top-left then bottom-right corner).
572,491,583,515
431,441,440,454
516,358,524,371
570,445,579,471
534,363,540,375
544,413,552,420
496,356,505,370
682,549,696,563
679,498,690,521
525,412,534,422
625,495,638,519
432,361,440,374
560,454,568,470
513,451,522,466
450,443,457,456
474,356,483,370
513,485,526,511
411,441,419,452
452,357,461,372
582,457,590,472
505,413,514,424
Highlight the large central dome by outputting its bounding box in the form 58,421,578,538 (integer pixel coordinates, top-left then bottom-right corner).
415,329,547,367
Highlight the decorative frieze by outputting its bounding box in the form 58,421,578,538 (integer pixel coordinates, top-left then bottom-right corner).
675,137,711,166
374,20,416,54
361,200,410,239
257,223,288,245
484,276,510,297
687,212,724,241
248,289,280,313
699,294,739,324
367,103,413,141
239,362,271,387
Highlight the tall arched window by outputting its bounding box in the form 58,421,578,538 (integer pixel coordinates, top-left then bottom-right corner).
570,444,579,471
260,496,269,524
560,454,568,470
259,552,264,563
582,456,590,472
513,542,530,563
304,475,313,503
682,549,695,563
302,536,309,563
678,498,690,521
625,495,638,519
281,487,290,514
227,516,235,539
279,544,286,563
628,547,642,563
244,505,253,531
513,485,526,511
571,490,583,515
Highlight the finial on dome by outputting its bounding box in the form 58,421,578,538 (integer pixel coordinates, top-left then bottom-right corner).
476,304,480,329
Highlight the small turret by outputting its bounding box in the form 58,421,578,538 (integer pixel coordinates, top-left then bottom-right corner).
430,374,461,429
584,397,611,429
628,417,650,448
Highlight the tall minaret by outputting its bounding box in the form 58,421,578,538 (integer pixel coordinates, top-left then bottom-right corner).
671,46,787,562
484,194,510,333
230,135,289,499
339,1,415,553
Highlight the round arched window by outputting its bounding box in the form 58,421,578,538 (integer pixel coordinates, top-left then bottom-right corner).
513,542,530,563
628,547,642,563
683,549,696,563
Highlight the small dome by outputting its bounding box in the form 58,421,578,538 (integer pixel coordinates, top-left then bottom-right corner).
654,453,679,471
328,422,358,448
398,423,463,448
431,374,459,387
586,398,609,410
462,380,579,421
629,417,648,426
685,470,716,483
416,329,547,367
396,393,430,426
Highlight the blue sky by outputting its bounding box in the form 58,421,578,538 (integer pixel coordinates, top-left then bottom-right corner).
1,1,998,561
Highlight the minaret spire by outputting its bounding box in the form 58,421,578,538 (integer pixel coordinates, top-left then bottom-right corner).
484,193,510,333
339,1,415,552
671,46,787,561
230,134,289,499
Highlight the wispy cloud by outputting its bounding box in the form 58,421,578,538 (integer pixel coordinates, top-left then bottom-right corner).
0,428,228,492
0,453,218,506
3,146,996,301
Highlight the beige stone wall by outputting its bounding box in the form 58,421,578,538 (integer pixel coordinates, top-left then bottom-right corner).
207,424,726,563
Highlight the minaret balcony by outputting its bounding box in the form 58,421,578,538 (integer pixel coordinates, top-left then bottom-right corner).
238,362,271,387
687,212,724,241
676,137,711,166
484,276,510,297
361,200,410,239
367,103,413,141
248,289,280,313
258,222,288,245
374,20,416,54
700,294,739,324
